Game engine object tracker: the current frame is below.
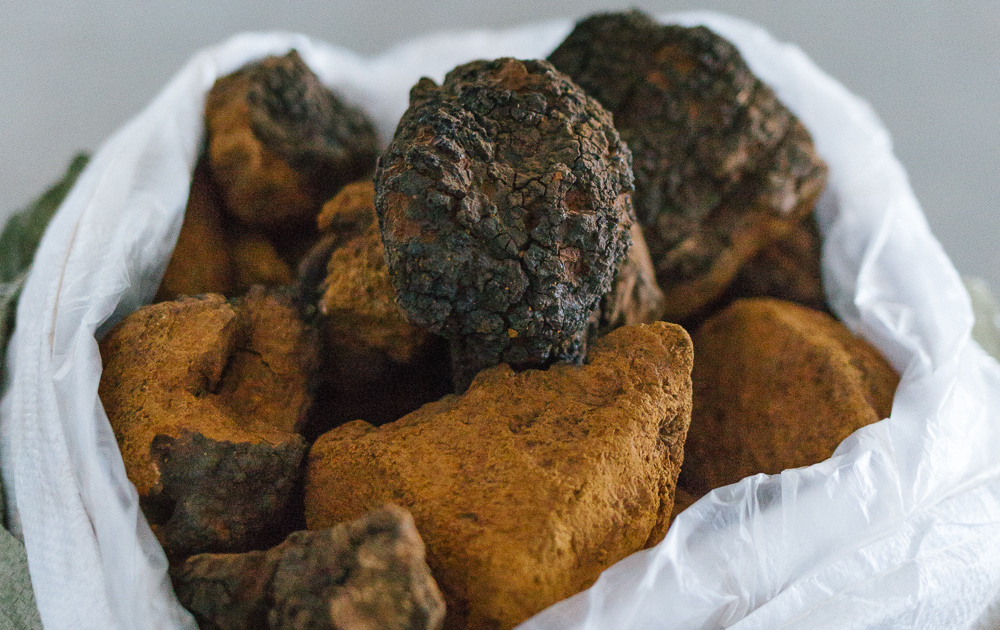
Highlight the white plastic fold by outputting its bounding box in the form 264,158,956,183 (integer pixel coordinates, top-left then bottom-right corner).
2,12,999,630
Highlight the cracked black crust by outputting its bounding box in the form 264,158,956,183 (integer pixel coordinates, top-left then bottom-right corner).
548,11,828,291
214,50,380,211
170,505,445,630
375,58,634,391
145,430,308,560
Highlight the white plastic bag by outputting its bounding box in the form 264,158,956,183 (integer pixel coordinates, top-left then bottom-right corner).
3,11,1000,630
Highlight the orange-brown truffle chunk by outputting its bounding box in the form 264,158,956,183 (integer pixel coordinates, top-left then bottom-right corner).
156,158,234,301
205,50,378,227
305,321,693,630
99,288,319,558
316,181,431,365
299,181,450,432
679,298,899,496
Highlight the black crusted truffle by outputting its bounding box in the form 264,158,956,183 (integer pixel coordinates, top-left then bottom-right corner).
549,11,828,321
375,58,634,391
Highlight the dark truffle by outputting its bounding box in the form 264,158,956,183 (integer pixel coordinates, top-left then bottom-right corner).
171,506,446,630
207,50,379,227
375,58,634,391
549,11,828,320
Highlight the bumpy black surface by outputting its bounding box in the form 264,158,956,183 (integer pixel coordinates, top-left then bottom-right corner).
241,50,379,199
548,11,826,291
375,58,633,391
144,430,307,560
171,506,444,630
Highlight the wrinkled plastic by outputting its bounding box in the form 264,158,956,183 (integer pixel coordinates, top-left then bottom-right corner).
2,12,999,630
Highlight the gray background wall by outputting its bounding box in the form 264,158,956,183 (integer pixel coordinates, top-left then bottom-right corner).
2,0,997,292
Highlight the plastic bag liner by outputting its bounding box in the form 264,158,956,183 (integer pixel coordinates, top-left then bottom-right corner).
3,11,1000,630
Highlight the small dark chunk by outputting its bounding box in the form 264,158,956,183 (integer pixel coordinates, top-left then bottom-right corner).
375,58,634,391
171,505,446,630
549,11,828,320
206,50,379,226
146,430,307,560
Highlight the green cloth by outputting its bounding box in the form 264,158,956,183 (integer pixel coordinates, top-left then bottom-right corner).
1,153,88,630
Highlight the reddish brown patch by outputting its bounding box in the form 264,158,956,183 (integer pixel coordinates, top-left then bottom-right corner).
654,44,698,76
493,58,530,91
646,70,672,92
564,188,591,215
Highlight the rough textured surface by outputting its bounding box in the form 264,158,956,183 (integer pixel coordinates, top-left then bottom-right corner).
99,288,319,558
206,50,379,227
306,321,693,630
548,11,828,320
298,181,451,433
679,298,899,496
172,506,445,630
375,57,634,391
316,181,433,366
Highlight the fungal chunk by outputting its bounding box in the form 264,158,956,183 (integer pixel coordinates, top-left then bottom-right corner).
375,58,634,390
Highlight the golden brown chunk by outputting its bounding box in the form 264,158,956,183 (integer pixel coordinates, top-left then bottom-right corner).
679,298,899,496
317,181,430,364
228,228,294,294
205,51,378,227
155,157,298,302
99,288,319,558
305,321,693,630
298,182,450,433
156,159,234,301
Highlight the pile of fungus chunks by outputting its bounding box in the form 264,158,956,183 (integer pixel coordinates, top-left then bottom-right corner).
98,10,900,630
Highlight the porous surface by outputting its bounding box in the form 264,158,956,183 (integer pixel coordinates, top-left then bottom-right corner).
306,321,693,630
99,288,319,558
172,505,445,630
206,50,378,227
375,57,634,391
679,298,899,496
298,181,451,431
549,11,828,320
